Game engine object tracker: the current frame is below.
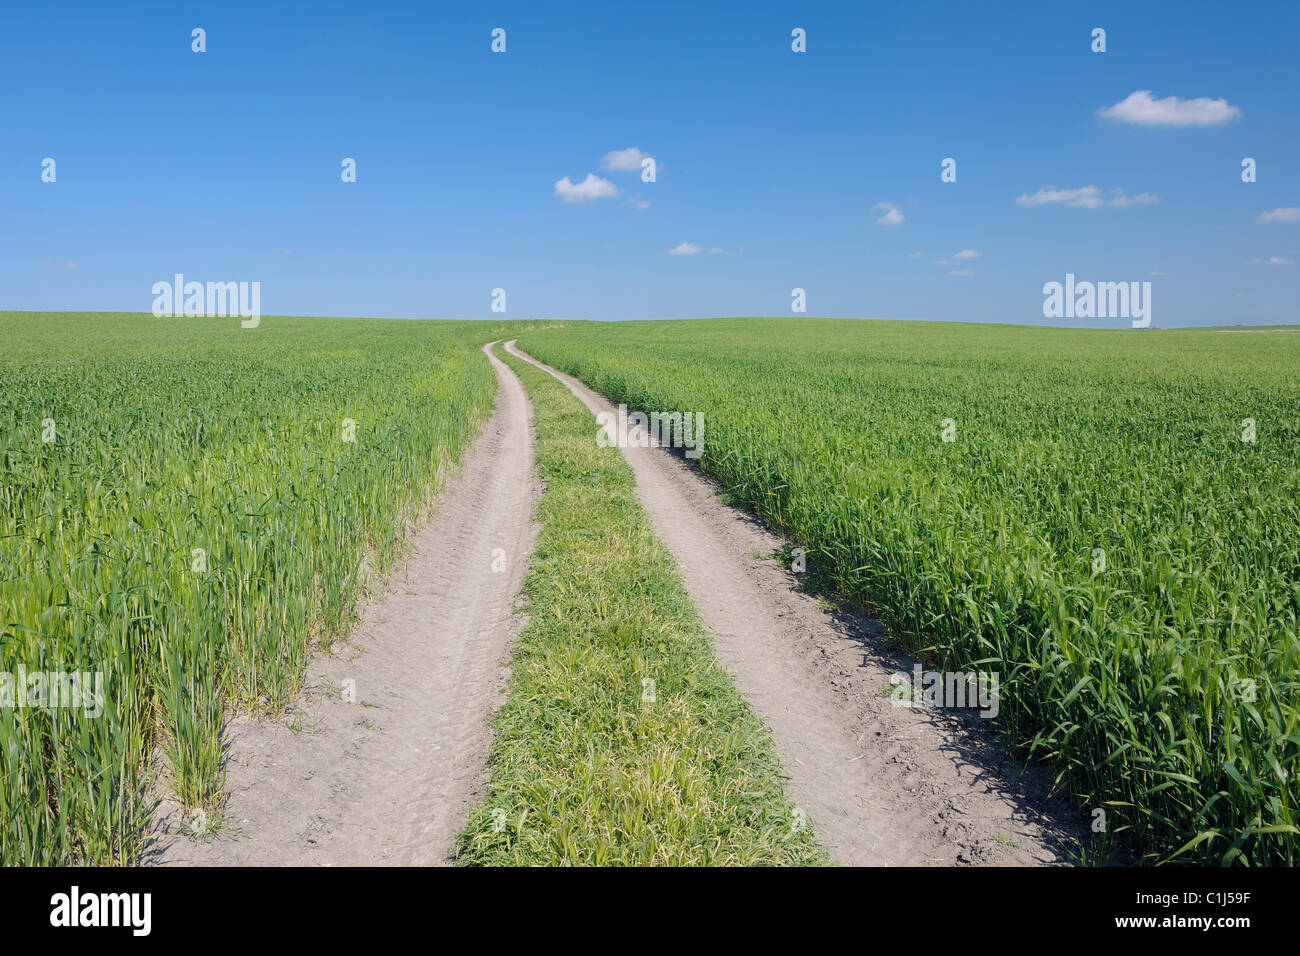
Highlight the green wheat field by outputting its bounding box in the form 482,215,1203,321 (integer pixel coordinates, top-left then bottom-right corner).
2,312,1297,865
518,317,1300,865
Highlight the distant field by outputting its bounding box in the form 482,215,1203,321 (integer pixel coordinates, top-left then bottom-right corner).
0,313,514,864
518,317,1300,865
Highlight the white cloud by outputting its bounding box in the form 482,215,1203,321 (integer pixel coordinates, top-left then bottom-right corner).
1017,186,1104,208
935,249,978,269
907,251,924,258
1015,185,1157,209
1097,90,1242,127
1107,190,1159,208
1150,270,1170,276
628,198,651,210
554,173,619,203
667,242,702,256
602,148,652,172
874,202,904,226
708,246,725,254
1244,256,1293,265
1257,207,1300,223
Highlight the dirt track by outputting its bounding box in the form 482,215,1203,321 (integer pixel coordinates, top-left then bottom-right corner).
504,339,1080,866
149,338,1078,867
149,342,539,866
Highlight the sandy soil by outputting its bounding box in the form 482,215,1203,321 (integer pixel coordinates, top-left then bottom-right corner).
147,342,540,866
505,340,1083,866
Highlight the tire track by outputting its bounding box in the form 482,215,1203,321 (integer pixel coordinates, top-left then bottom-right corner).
149,342,540,866
505,339,1080,866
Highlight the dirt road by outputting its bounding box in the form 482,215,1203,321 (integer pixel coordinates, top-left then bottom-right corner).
504,340,1078,866
150,342,539,866
150,337,1077,867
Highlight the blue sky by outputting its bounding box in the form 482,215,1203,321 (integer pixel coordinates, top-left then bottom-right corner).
3,0,1298,326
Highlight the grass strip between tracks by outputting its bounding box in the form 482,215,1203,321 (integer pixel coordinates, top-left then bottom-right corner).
455,345,827,865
